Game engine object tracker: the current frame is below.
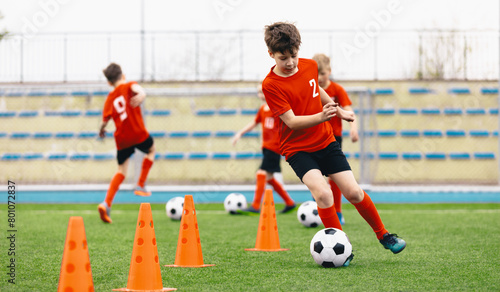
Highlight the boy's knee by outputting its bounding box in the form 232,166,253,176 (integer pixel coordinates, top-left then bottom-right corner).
343,187,364,204
314,188,333,207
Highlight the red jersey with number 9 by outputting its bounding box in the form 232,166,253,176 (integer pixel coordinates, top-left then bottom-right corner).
102,81,149,150
262,58,335,160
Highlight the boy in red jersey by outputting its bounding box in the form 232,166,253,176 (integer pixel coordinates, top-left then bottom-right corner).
232,83,296,214
262,22,405,264
312,53,359,225
97,63,155,223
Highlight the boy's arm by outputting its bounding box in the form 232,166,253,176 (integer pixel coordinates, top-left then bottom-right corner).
99,120,109,138
343,105,359,142
279,104,337,130
130,84,146,108
232,120,258,145
319,86,355,123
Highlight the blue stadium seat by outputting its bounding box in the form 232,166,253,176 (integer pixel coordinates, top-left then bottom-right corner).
6,92,23,97
27,91,47,97
425,152,446,160
342,130,349,137
399,108,418,115
2,153,22,161
344,152,351,159
466,108,486,115
10,132,31,139
420,108,441,115
376,108,395,115
215,131,235,138
378,130,397,137
212,152,232,159
494,131,499,137
409,87,432,94
445,130,466,137
402,152,422,160
354,152,375,159
448,88,470,94
374,88,394,95
188,152,209,159
449,152,470,160
0,111,16,118
93,153,114,161
192,131,212,138
254,152,264,159
218,109,237,115
18,111,39,117
235,152,254,159
85,109,102,117
241,109,258,115
33,132,53,139
423,130,443,137
23,153,44,160
474,152,495,159
44,111,61,116
469,130,489,137
363,130,375,137
489,108,499,115
154,153,162,160
400,130,420,137
0,132,7,138
480,87,498,94
77,132,98,139
168,131,189,138
49,92,68,97
92,90,110,96
48,153,68,160
105,132,114,138
60,110,82,117
443,108,463,115
164,152,184,160
195,109,216,116
55,132,75,139
242,132,260,138
378,152,398,160
151,110,171,116
70,153,91,160
149,131,166,138
71,91,90,96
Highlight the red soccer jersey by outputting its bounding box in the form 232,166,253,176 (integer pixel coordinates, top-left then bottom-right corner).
262,58,335,160
102,81,149,150
324,81,352,137
254,104,280,153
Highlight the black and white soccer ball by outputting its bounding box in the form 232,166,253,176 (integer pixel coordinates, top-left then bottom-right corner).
297,201,322,228
310,228,353,268
224,193,247,214
165,196,184,220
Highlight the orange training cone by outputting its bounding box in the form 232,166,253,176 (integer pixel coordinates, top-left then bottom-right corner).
246,189,289,251
114,203,176,291
165,195,215,268
58,216,95,292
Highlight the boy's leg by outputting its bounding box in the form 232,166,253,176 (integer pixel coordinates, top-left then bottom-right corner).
134,138,155,196
267,172,296,213
250,170,267,210
303,169,342,230
99,159,128,223
328,178,344,224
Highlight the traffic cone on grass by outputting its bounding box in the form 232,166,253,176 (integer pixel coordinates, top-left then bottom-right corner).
114,203,176,291
165,195,215,268
58,216,94,292
246,189,289,251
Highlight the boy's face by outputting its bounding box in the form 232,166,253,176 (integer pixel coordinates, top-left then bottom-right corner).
317,69,331,88
269,49,299,77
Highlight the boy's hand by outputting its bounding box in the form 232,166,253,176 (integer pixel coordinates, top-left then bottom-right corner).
322,102,338,121
231,133,241,146
336,107,355,122
99,128,106,138
130,94,144,107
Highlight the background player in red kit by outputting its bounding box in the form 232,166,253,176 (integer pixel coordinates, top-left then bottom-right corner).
97,63,155,223
312,53,359,225
262,22,405,265
232,83,296,214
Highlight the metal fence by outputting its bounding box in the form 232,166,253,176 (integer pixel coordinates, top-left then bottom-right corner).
0,30,498,83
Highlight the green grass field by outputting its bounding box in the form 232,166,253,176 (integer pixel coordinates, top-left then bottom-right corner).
1,202,499,291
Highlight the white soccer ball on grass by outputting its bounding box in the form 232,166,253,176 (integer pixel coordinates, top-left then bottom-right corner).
165,196,184,220
297,201,322,228
224,193,247,214
310,228,353,268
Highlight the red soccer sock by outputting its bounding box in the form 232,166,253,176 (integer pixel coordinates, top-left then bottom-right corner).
137,158,153,188
252,172,267,210
353,191,388,240
329,179,342,213
267,177,295,206
105,172,125,207
317,204,342,230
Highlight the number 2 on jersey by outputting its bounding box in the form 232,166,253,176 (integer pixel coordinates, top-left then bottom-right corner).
309,79,319,98
113,95,128,121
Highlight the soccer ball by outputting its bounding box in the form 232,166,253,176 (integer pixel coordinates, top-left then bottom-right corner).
224,193,247,214
310,228,353,268
297,201,322,228
165,196,184,220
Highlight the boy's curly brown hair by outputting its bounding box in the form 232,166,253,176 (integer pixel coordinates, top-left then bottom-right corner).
264,22,302,54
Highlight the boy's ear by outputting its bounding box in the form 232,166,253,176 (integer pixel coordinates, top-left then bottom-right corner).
268,50,274,58
107,81,113,86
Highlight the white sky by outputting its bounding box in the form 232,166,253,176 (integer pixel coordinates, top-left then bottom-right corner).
0,0,498,34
